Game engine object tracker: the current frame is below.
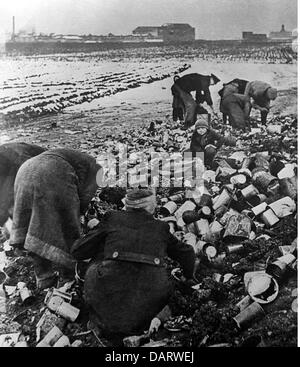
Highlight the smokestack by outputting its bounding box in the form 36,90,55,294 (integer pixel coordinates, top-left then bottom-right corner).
12,16,15,41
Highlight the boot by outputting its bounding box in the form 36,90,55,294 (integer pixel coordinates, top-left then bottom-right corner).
29,253,58,290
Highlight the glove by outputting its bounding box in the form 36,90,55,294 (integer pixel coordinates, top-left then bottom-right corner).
148,317,162,335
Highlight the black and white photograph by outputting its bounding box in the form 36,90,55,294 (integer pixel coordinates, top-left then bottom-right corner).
0,0,298,351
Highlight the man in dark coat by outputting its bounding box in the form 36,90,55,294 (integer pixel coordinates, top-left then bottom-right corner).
244,80,278,124
10,148,101,290
171,73,220,129
219,82,251,130
0,142,46,227
71,188,196,344
189,115,236,168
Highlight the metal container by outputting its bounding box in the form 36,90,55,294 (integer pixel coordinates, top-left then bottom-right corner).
223,214,252,241
240,184,259,200
168,192,185,202
47,296,80,322
174,201,196,220
260,209,280,227
226,244,244,255
251,202,268,217
182,210,200,225
212,188,231,211
247,273,279,304
160,201,177,216
253,171,278,193
183,233,197,248
37,326,63,347
17,282,34,305
233,302,265,329
194,219,211,238
236,295,252,312
53,335,70,347
198,206,212,220
266,260,287,281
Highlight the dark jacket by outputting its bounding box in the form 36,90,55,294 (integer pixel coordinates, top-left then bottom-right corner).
218,78,249,97
174,73,213,106
190,129,236,153
71,209,195,336
0,142,45,226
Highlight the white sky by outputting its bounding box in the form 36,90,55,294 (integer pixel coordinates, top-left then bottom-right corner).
0,0,297,40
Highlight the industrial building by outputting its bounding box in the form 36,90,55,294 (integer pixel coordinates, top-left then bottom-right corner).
132,23,195,42
242,32,267,42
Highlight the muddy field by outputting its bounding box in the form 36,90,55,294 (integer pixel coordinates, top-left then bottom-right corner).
0,44,298,347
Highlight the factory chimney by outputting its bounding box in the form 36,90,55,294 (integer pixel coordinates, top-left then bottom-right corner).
12,16,15,41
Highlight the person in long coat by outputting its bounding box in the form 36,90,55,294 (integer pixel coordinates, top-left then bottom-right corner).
171,73,220,129
71,188,196,344
0,142,46,227
10,148,101,289
219,82,251,130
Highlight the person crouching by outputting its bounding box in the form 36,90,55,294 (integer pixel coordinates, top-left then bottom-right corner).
189,115,236,169
10,148,101,290
71,188,196,345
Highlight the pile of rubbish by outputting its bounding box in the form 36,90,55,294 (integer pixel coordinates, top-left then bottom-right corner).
0,114,297,347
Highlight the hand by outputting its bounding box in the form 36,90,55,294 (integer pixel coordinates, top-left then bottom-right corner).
148,317,161,335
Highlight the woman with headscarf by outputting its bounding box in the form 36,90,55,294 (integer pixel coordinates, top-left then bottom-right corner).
10,148,101,290
0,142,45,227
71,188,196,344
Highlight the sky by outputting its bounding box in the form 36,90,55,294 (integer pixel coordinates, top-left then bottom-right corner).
0,0,298,40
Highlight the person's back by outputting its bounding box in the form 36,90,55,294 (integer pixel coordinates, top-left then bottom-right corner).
0,142,45,226
71,189,195,341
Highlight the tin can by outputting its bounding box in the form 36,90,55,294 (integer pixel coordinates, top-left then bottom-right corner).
266,260,287,281
226,244,244,255
174,201,196,220
47,296,80,322
182,210,200,225
260,209,280,227
56,302,80,322
240,184,259,200
277,254,296,266
160,201,177,216
233,302,265,329
206,221,223,243
53,335,70,347
251,202,268,216
45,289,72,305
194,219,210,238
183,233,197,248
236,295,252,312
168,192,185,202
37,326,63,347
198,206,212,220
253,171,278,193
230,174,247,186
223,214,252,241
247,193,267,207
212,188,231,211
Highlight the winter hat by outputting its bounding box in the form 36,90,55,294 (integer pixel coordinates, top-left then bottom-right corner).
124,188,156,213
195,115,209,129
210,74,221,84
266,87,277,100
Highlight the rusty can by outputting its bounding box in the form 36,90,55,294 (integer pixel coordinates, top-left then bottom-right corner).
169,192,185,202
253,171,278,193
